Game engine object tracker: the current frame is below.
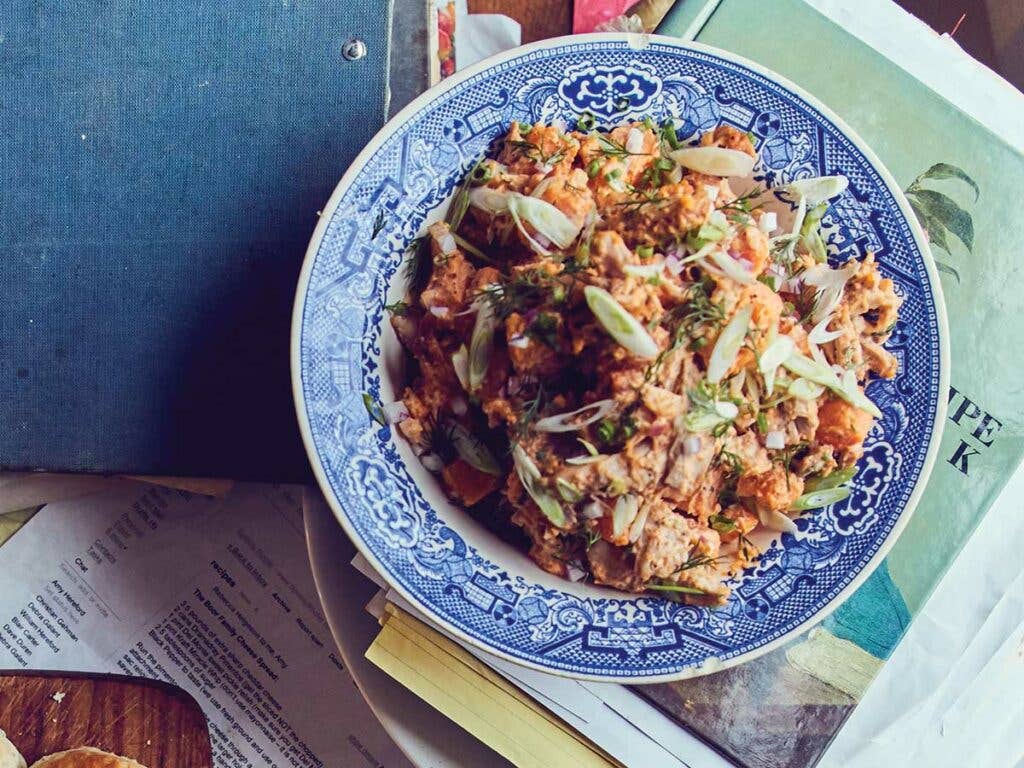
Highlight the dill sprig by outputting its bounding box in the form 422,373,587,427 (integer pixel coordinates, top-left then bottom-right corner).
513,385,546,440
507,139,565,167
477,262,580,321
642,280,726,384
371,209,387,239
403,235,432,295
672,553,727,574
772,441,809,490
718,186,765,219
718,449,744,475
615,183,669,212
477,270,558,321
596,133,645,159
425,417,458,463
666,278,726,344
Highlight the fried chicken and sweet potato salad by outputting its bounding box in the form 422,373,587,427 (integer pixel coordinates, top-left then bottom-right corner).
381,117,901,604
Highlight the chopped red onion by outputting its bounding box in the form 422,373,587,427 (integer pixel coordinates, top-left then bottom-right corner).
628,504,650,544
759,507,799,535
683,435,702,455
382,401,409,424
533,231,552,249
566,563,588,582
625,127,644,154
737,257,754,272
758,211,777,233
508,334,530,349
420,453,443,472
765,430,785,449
428,305,450,318
665,254,683,275
581,500,605,519
439,233,457,254
450,396,467,416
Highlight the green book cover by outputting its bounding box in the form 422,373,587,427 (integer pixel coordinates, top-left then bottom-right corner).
640,2,1024,766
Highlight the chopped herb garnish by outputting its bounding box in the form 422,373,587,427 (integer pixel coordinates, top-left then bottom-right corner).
660,120,681,150
362,393,386,426
477,268,569,321
718,449,744,475
648,583,707,596
527,312,559,347
577,112,597,132
616,180,670,212
371,209,387,239
719,186,765,223
636,244,654,259
403,236,432,295
514,385,546,440
772,441,808,490
597,133,644,159
672,552,727,574
384,300,409,316
586,158,602,178
508,139,565,167
470,162,494,185
756,411,769,434
710,514,737,534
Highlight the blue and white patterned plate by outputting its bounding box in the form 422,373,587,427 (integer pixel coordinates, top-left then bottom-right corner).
292,35,949,681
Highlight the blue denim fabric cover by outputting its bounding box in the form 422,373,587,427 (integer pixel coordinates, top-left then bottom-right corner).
0,1,391,480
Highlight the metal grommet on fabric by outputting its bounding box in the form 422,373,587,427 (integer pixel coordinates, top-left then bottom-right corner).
342,38,367,61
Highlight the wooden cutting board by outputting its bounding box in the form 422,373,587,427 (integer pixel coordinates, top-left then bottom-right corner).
0,672,212,767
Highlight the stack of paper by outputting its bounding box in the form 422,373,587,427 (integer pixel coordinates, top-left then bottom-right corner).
353,555,726,768
367,602,620,768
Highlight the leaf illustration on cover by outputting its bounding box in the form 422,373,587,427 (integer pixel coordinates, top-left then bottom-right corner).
904,163,979,283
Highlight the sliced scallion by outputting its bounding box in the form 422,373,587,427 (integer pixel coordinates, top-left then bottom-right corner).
556,477,583,503
759,335,795,394
468,302,497,391
512,444,566,527
534,399,616,433
451,344,470,391
788,377,826,400
706,248,755,285
707,305,753,383
789,485,852,511
506,193,581,254
804,466,856,492
448,422,501,476
583,286,659,359
669,146,756,177
786,175,849,205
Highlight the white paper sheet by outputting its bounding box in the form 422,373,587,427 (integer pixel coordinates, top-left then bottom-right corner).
0,481,413,768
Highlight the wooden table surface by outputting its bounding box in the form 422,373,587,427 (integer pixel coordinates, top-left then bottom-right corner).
467,0,573,43
0,672,212,767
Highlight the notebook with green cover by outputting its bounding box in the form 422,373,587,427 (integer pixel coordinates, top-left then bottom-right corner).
638,2,1024,766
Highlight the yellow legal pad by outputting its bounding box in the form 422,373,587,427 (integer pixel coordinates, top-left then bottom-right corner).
365,603,622,768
